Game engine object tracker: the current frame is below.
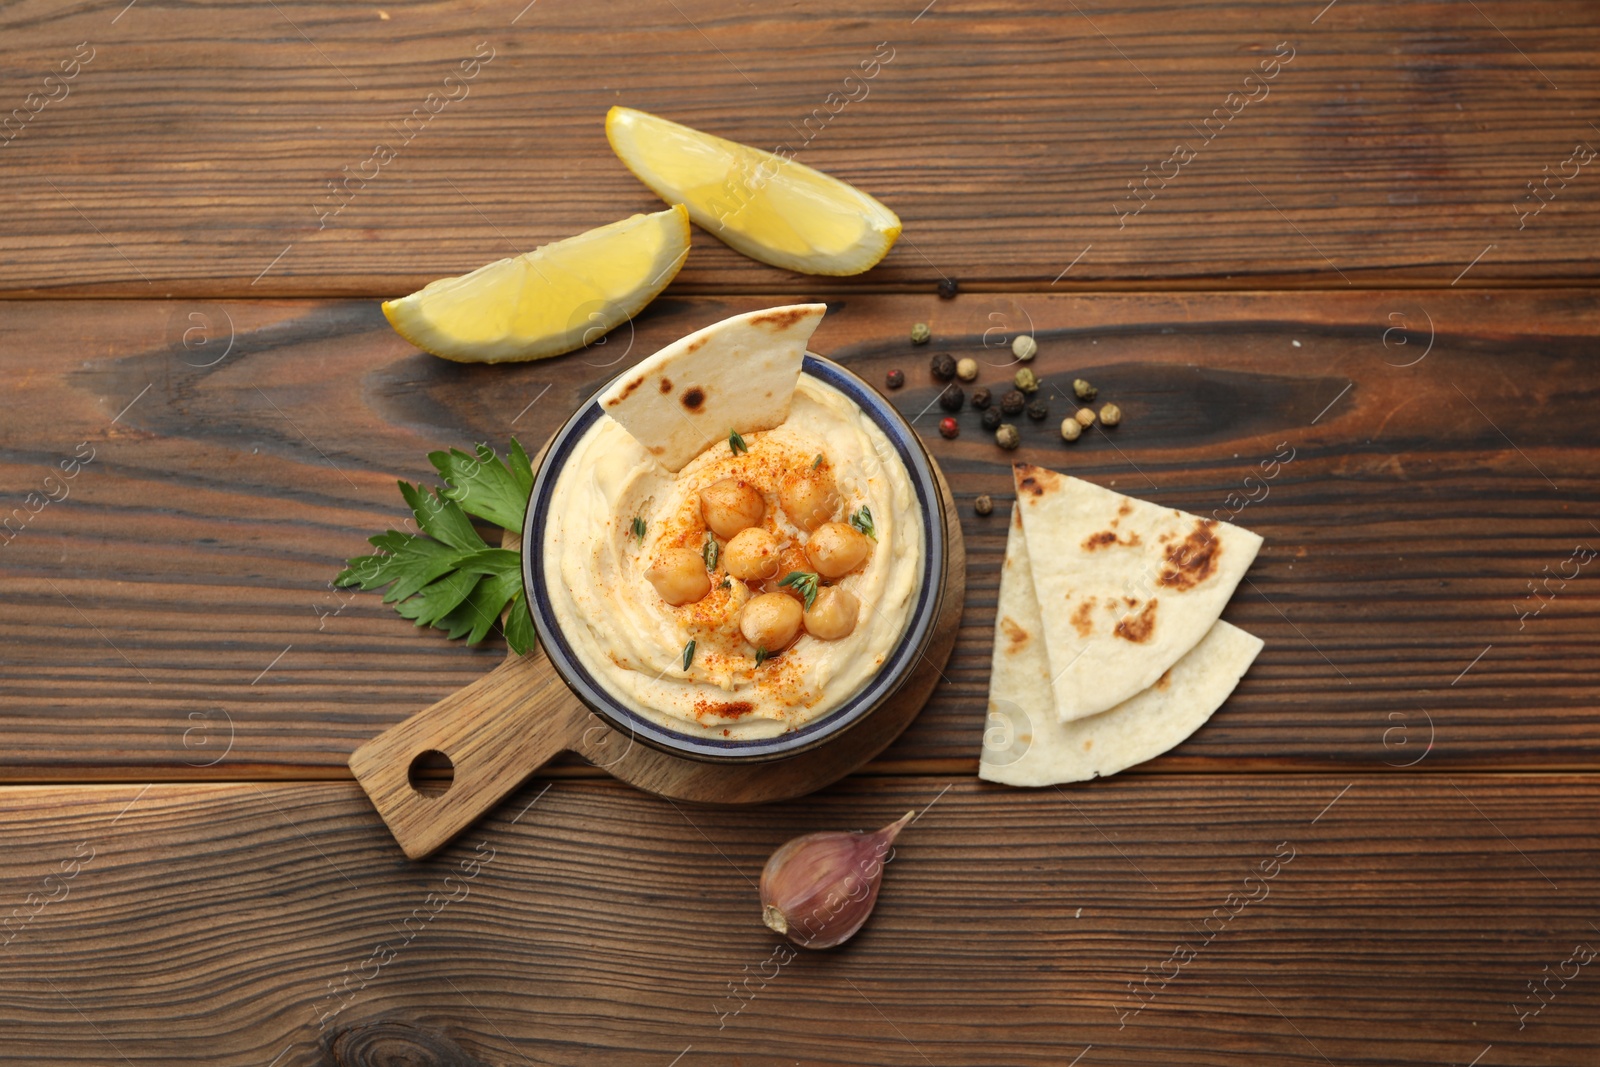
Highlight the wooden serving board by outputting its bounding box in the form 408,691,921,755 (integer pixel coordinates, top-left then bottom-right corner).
348,462,965,859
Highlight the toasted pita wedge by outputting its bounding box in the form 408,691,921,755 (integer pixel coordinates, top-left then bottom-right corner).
598,303,826,471
981,503,1262,786
1012,464,1262,722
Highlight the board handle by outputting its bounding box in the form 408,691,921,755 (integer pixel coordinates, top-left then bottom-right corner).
349,650,590,859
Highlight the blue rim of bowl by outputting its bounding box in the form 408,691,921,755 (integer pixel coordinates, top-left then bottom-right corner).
523,353,946,763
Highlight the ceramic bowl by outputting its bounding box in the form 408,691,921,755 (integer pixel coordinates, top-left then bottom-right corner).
523,353,947,762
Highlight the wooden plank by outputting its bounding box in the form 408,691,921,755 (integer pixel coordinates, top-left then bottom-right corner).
2,290,1597,778
0,776,1594,1065
2,1,1599,295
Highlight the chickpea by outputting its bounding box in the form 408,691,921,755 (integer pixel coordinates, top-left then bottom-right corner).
780,469,840,532
724,527,783,582
700,478,766,539
804,522,872,579
739,592,803,652
644,547,711,606
803,586,859,640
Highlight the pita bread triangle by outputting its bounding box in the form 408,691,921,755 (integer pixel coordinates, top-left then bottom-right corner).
980,502,1262,786
1012,463,1263,722
597,303,826,472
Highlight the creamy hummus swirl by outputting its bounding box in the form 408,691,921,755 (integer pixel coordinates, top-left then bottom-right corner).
543,373,923,740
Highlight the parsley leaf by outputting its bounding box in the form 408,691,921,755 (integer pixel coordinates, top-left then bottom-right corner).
430,440,534,533
335,438,537,655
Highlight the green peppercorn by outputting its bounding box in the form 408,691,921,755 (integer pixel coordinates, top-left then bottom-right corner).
995,423,1021,451
1073,378,1097,401
1014,367,1039,394
910,322,931,345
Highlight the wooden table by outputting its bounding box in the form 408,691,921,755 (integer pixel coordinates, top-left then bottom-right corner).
2,2,1597,1064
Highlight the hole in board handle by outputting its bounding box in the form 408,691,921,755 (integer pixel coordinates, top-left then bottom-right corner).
407,749,455,798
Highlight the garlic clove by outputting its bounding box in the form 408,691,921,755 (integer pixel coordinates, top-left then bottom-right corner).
758,810,914,949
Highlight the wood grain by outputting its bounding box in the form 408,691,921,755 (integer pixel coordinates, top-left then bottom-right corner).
0,776,1593,1065
2,1,1599,295
1,290,1597,778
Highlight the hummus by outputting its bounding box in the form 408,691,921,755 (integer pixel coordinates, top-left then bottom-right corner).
544,373,923,740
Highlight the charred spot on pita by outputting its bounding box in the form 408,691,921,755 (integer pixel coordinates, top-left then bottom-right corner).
1113,599,1158,643
1071,599,1094,638
1000,616,1029,650
750,307,810,330
1158,520,1221,591
1082,530,1143,551
607,374,647,406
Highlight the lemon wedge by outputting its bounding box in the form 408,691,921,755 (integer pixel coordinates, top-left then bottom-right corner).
382,204,690,363
605,106,900,277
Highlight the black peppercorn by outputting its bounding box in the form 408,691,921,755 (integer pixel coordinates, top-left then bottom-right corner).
938,278,960,300
930,353,956,381
1027,399,1049,421
938,384,965,412
885,369,905,390
1000,390,1026,415
971,387,992,410
981,407,1002,431
995,423,1021,451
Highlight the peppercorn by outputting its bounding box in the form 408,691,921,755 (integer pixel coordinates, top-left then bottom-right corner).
974,494,994,516
1012,335,1038,362
981,407,1002,430
939,416,959,439
1073,378,1097,401
1027,399,1049,421
910,322,931,345
1060,417,1082,442
938,384,965,412
995,423,1021,451
938,278,960,300
971,387,992,410
1000,390,1026,415
930,353,957,381
956,357,978,382
1014,367,1039,394
885,369,905,390
1100,402,1122,427
1075,407,1097,428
